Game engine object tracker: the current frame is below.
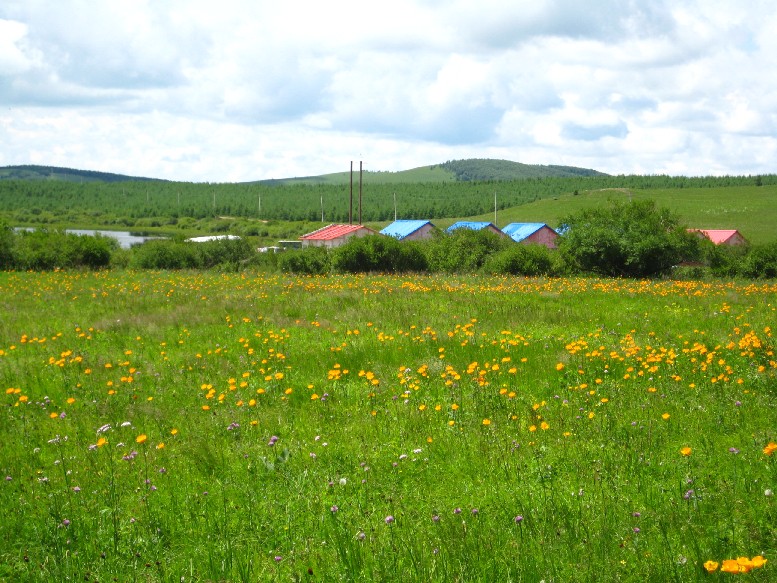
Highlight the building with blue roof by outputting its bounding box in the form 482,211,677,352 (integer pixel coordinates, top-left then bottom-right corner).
380,220,436,241
501,223,560,248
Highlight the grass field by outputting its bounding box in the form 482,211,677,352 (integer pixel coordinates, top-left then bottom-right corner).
1,271,775,581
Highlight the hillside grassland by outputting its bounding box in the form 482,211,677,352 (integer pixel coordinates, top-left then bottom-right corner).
464,185,777,245
1,270,775,581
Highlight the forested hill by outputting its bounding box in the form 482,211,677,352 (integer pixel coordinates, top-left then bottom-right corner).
0,165,160,183
0,159,605,185
437,159,607,181
253,159,607,185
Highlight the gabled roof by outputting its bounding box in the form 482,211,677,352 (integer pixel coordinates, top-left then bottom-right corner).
301,224,369,241
380,220,434,239
690,229,744,245
446,221,500,233
501,223,554,243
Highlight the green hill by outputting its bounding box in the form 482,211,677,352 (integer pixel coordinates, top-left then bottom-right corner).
0,165,160,183
253,159,607,185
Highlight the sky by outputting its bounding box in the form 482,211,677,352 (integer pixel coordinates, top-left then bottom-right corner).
1,0,775,183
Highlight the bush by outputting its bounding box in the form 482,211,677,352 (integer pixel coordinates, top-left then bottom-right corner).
558,200,701,277
277,247,331,274
424,228,510,273
331,235,428,273
0,221,13,269
196,237,254,269
130,240,203,269
740,242,777,278
482,244,558,276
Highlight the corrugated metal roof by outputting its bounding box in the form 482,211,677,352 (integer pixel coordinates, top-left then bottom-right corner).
301,224,367,240
446,221,499,233
501,223,548,243
380,220,433,239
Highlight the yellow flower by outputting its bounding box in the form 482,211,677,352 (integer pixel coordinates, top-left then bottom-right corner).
661,413,670,420
703,561,718,573
763,442,777,456
96,437,108,448
482,419,491,426
156,442,164,450
170,428,178,435
136,434,147,444
555,363,565,371
680,447,692,457
540,421,550,430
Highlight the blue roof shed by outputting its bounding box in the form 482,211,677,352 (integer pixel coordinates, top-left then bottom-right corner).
380,220,436,240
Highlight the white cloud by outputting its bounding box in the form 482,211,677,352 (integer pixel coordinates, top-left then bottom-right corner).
0,0,776,181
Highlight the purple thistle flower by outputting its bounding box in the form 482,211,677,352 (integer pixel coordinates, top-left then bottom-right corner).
62,519,70,527
728,447,739,454
514,515,524,524
633,527,640,533
330,505,339,513
385,515,395,524
683,489,694,500
432,514,440,523
274,555,282,562
453,507,461,515
471,508,479,516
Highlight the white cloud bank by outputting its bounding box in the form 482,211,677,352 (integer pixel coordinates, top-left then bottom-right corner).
0,0,775,181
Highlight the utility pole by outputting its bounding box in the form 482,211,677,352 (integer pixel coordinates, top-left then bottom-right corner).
494,191,497,225
359,161,363,225
349,161,353,225
321,195,324,222
394,192,397,221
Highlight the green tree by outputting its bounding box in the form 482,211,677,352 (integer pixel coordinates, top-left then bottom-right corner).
557,200,700,277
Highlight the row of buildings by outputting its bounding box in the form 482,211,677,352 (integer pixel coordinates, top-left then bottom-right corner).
297,220,747,250
299,220,561,249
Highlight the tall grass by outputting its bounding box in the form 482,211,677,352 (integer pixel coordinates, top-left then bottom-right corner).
0,271,774,581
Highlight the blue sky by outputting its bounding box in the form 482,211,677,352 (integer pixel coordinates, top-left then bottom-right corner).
1,0,775,182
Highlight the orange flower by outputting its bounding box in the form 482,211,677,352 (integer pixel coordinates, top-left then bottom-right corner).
680,447,692,457
555,363,565,371
763,442,777,456
136,434,147,444
703,561,718,573
482,419,491,426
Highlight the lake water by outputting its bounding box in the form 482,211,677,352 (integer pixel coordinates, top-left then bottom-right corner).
14,228,165,249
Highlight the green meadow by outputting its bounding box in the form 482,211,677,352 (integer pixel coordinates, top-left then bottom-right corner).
1,271,775,581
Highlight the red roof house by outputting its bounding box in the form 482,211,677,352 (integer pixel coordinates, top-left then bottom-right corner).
300,224,379,248
690,229,748,246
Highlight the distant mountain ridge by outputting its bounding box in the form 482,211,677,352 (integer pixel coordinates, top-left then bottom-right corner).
0,159,607,185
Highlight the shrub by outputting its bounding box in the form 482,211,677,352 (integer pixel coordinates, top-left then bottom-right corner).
740,242,777,278
277,247,330,274
424,229,510,273
331,235,428,273
0,221,13,269
130,240,203,269
558,200,701,277
482,244,558,276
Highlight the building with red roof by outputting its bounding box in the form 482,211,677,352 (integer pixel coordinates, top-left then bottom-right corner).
689,229,748,246
300,224,379,248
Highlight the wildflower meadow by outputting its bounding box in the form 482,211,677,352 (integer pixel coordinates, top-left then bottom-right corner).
0,271,774,581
